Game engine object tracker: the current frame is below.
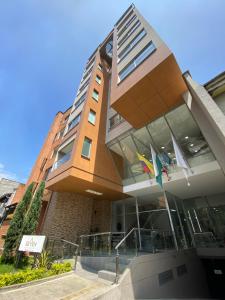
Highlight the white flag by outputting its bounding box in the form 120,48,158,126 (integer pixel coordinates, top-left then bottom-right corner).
171,134,191,186
150,144,158,177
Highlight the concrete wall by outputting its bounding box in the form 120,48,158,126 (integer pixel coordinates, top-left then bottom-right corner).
96,249,209,299
183,73,225,175
0,178,20,198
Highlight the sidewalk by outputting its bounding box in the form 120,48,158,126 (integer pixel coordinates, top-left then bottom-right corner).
0,272,106,300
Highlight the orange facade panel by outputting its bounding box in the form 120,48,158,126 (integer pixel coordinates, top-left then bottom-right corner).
111,47,187,128
46,52,127,200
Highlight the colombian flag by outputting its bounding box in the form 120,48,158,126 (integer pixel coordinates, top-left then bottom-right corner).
136,153,155,176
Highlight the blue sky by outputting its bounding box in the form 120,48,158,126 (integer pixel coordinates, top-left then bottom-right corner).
0,0,225,183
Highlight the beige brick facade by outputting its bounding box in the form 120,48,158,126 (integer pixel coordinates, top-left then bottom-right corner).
41,192,112,242
42,192,93,242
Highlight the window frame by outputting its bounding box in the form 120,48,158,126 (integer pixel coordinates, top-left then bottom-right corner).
92,89,99,102
118,41,156,83
81,137,92,159
88,110,96,125
95,75,102,85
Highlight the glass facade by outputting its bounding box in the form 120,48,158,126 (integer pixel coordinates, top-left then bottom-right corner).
109,104,215,186
183,193,225,248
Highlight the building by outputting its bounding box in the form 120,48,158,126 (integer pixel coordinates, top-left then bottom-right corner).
0,178,25,250
17,5,225,298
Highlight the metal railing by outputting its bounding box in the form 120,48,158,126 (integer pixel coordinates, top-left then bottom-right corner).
114,228,175,283
194,232,225,248
45,237,79,269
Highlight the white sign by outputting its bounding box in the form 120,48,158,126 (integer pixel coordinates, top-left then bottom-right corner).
19,235,46,253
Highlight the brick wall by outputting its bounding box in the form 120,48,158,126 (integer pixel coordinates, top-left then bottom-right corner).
41,192,93,242
91,199,112,233
41,192,112,242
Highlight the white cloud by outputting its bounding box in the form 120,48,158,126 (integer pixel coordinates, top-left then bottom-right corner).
0,163,19,182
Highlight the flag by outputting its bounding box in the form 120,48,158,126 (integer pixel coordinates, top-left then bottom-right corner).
150,145,163,187
136,153,154,177
171,134,191,186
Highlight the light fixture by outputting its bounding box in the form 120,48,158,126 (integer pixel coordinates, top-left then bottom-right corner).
168,152,171,155
161,146,165,149
190,143,194,147
185,136,189,139
85,189,103,196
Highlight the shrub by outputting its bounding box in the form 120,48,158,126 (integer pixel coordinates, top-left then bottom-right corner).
2,183,35,262
0,262,72,287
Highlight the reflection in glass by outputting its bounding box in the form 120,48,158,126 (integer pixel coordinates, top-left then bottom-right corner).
165,104,215,167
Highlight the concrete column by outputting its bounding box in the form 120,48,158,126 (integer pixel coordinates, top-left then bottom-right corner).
183,72,225,175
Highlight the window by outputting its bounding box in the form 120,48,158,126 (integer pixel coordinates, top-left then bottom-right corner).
74,93,86,109
43,167,52,181
82,137,92,158
109,113,124,129
92,89,99,101
118,20,141,49
98,64,103,71
77,78,90,95
53,139,74,169
117,15,137,38
95,75,101,84
63,115,69,123
81,66,93,83
88,110,96,125
118,42,156,82
118,29,146,63
68,113,81,131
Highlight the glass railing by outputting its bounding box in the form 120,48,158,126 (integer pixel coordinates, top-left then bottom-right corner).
80,232,126,257
194,232,225,248
53,152,71,170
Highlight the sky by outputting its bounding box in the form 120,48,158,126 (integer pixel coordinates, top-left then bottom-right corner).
0,0,225,183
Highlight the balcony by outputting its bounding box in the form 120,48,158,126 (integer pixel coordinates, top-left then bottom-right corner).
52,139,74,171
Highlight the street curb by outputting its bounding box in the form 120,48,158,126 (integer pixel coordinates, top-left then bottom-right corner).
0,270,74,292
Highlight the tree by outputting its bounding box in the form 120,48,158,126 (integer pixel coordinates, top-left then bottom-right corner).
22,182,45,235
2,182,34,262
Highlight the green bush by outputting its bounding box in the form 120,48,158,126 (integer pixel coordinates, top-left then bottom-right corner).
0,262,72,288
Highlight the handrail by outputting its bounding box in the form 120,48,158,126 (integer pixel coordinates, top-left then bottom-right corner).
80,231,125,238
61,239,79,247
115,228,137,253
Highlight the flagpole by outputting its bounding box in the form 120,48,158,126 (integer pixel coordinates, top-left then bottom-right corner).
149,143,179,251
163,115,192,170
163,189,179,251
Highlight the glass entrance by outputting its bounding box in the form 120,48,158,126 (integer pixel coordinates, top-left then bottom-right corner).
111,191,192,253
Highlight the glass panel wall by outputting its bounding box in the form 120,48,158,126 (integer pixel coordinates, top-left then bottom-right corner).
165,105,215,167
109,103,215,186
183,193,225,248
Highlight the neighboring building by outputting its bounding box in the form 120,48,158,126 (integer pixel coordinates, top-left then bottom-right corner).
16,5,225,298
0,178,25,250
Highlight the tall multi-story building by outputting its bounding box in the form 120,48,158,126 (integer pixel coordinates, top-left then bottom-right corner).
11,4,225,299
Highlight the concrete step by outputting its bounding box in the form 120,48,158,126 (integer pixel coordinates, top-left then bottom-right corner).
98,270,116,282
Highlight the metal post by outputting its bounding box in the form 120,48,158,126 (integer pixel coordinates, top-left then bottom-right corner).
108,233,111,256
74,247,78,270
164,191,178,251
173,197,188,249
134,230,138,256
193,209,202,232
115,253,120,284
135,197,142,250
